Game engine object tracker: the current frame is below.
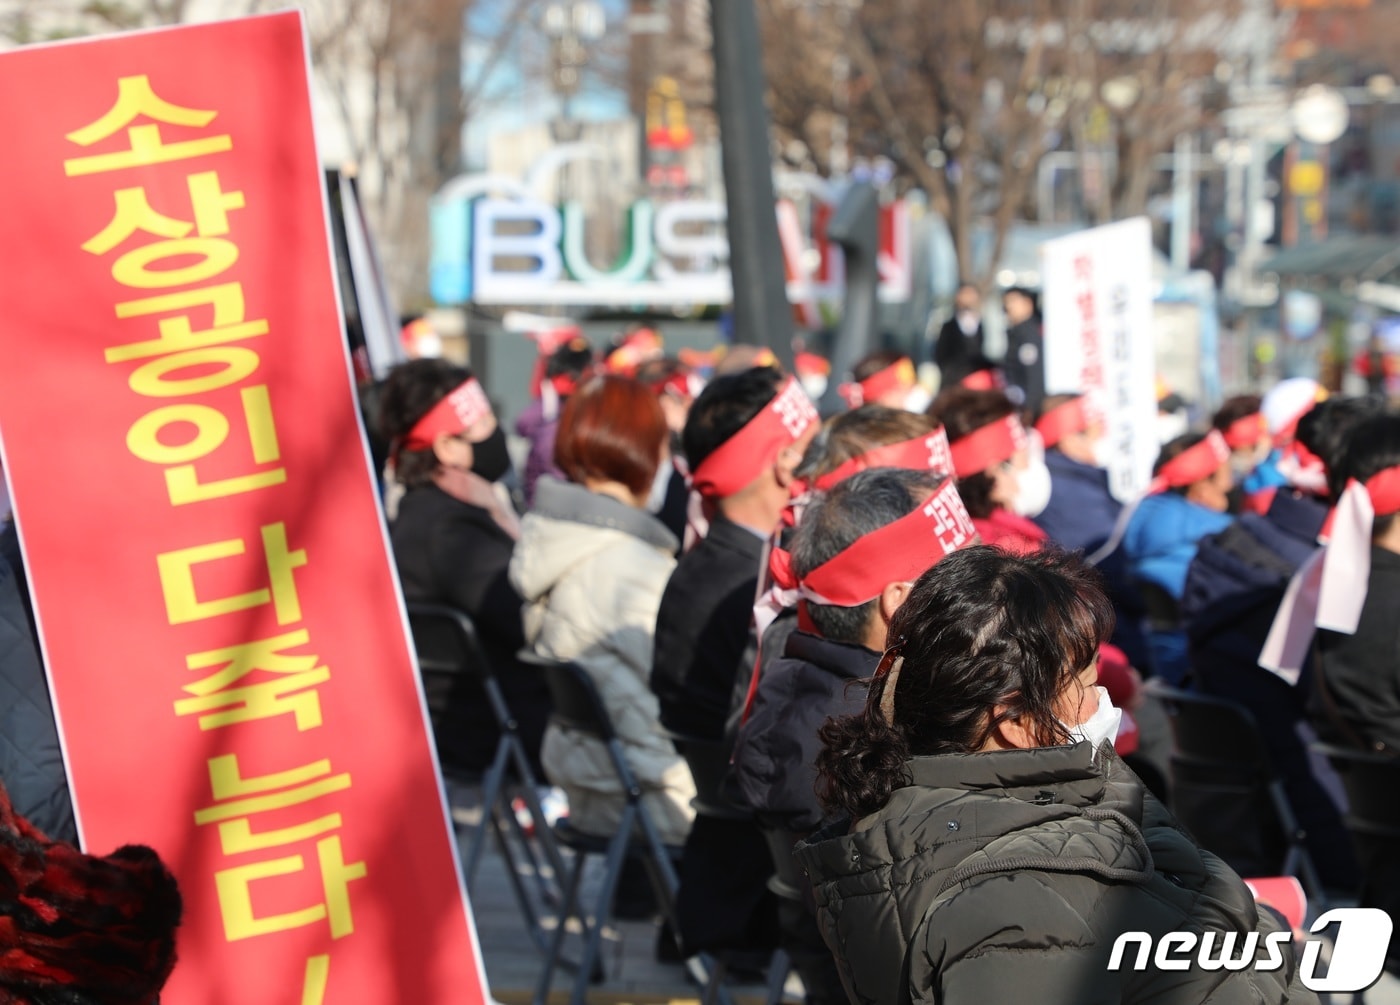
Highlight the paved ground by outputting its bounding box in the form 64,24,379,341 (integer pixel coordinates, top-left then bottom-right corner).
449,781,801,1005
449,780,1400,1005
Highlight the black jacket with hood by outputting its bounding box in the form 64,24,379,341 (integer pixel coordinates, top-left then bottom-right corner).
795,742,1315,1005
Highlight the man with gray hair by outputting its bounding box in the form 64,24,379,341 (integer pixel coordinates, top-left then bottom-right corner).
730,466,975,1005
732,466,974,832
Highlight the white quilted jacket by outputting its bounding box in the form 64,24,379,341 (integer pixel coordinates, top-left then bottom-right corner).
509,478,695,844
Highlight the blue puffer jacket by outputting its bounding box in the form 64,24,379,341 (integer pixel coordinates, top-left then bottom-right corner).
1122,492,1233,601
1243,449,1290,497
1034,449,1122,552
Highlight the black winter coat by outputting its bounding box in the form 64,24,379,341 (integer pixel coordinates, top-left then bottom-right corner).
731,630,875,832
1312,545,1400,753
1035,449,1123,553
796,743,1315,1005
1002,317,1046,414
1181,491,1325,676
390,484,550,775
0,552,74,843
1178,491,1357,889
652,515,765,740
932,318,989,386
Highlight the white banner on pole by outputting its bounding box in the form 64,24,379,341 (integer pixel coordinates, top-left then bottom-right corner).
1041,217,1157,502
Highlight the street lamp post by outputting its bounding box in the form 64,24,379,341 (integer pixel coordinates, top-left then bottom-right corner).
544,0,605,143
543,0,604,214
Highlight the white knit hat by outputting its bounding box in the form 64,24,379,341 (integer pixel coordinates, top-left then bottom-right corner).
1261,378,1326,440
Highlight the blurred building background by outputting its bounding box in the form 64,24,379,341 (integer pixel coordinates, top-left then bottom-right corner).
8,0,1400,403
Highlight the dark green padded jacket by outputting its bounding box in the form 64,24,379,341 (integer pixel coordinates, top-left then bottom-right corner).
795,742,1317,1005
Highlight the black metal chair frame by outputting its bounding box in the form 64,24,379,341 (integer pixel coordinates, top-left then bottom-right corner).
405,602,566,953
1312,742,1400,841
1312,742,1400,996
523,652,741,1005
1148,679,1327,906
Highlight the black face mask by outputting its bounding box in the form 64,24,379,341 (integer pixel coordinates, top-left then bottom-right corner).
470,426,512,483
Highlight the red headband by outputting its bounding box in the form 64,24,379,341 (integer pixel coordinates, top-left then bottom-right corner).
691,376,819,498
798,479,975,607
400,378,493,452
838,358,915,409
1148,430,1229,494
550,373,581,398
960,368,1005,391
949,415,1026,479
1035,397,1097,450
1222,412,1267,450
1366,466,1400,516
813,426,954,491
648,370,705,404
526,326,584,398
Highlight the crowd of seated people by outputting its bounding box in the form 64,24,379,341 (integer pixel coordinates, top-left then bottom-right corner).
366,330,1400,996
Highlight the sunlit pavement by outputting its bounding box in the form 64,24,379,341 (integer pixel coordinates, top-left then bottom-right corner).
447,780,803,1004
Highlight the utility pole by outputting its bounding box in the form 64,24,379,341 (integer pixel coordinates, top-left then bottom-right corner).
709,0,794,369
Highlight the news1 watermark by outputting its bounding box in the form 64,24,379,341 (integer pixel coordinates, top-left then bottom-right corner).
1109,908,1394,993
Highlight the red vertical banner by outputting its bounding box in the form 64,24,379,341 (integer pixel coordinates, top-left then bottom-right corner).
0,13,489,1004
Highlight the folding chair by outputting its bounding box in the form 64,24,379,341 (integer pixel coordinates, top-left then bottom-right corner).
405,602,564,951
1312,744,1400,982
1312,744,1400,841
522,652,732,1005
664,730,791,1005
1148,680,1326,905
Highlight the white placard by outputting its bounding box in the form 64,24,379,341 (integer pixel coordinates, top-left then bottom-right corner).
1041,217,1157,501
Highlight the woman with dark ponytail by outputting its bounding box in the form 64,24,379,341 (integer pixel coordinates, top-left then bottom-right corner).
797,546,1315,1005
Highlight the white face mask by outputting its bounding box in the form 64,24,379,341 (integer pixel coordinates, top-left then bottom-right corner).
956,310,980,335
414,331,443,359
800,373,829,402
903,386,933,414
646,455,674,513
1061,685,1122,752
1229,454,1255,480
1011,456,1053,517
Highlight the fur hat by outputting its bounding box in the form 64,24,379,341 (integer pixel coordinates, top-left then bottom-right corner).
0,782,181,1005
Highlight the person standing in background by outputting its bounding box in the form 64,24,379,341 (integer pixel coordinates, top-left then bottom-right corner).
933,283,989,387
1000,286,1045,415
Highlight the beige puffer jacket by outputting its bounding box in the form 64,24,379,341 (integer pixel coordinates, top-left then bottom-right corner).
509,477,695,845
